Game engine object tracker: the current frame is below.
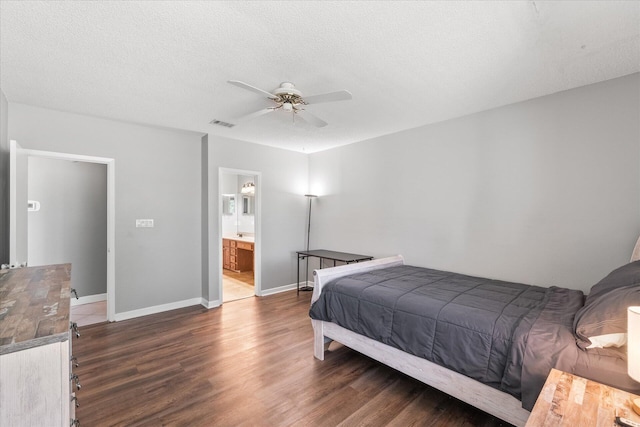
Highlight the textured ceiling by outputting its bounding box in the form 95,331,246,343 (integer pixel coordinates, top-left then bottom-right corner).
1,1,639,153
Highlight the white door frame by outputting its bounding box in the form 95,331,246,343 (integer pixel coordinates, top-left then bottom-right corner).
9,140,27,266
23,148,116,322
218,167,261,301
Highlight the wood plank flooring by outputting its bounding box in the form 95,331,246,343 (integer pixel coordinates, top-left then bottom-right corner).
223,270,255,302
73,290,516,426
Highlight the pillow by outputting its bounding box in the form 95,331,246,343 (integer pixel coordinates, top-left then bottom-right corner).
573,260,640,349
585,332,627,349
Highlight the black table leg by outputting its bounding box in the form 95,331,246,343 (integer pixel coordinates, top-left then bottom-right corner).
299,254,313,292
297,254,300,294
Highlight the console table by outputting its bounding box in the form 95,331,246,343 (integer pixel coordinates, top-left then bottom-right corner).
526,368,640,426
296,249,373,293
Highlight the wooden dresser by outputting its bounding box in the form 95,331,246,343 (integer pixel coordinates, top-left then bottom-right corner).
223,238,254,272
0,264,79,426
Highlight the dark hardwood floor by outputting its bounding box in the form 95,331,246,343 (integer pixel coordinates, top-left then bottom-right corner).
73,290,516,426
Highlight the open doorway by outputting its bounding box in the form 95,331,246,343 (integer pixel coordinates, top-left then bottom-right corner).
10,142,116,322
28,157,108,325
219,168,260,303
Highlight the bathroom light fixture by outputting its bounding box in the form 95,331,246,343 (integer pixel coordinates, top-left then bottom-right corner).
241,182,255,194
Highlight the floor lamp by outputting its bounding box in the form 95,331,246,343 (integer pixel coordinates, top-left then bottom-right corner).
301,194,318,291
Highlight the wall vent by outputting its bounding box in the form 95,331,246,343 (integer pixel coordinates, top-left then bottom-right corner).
209,119,235,128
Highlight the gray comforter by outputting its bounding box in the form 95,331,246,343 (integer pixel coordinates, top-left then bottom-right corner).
309,265,585,410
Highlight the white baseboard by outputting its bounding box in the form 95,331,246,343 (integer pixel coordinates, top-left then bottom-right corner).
71,293,107,306
201,298,221,309
114,297,202,322
258,281,307,296
111,282,309,321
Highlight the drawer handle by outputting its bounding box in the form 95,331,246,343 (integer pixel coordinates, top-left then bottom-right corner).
70,373,81,390
71,288,79,300
70,322,80,338
70,356,79,367
71,395,80,408
71,419,81,427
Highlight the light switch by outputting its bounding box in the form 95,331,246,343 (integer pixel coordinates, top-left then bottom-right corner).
135,219,154,228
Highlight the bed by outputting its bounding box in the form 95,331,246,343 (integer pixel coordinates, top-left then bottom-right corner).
309,255,640,426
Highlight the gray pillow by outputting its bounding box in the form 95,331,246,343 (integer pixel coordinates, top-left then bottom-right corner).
573,260,640,349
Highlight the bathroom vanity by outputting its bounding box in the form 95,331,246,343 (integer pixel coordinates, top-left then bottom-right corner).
223,237,254,272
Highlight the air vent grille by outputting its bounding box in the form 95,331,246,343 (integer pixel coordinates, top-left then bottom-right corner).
210,119,235,128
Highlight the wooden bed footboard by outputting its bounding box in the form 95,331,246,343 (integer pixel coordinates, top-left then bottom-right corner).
310,256,531,427
311,255,405,304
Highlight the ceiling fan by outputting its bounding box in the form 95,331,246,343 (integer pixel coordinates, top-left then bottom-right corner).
226,80,352,128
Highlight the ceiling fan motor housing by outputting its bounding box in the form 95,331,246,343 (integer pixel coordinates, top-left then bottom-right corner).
273,82,305,106
274,82,302,97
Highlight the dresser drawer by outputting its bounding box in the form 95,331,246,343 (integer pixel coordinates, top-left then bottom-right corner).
237,241,253,251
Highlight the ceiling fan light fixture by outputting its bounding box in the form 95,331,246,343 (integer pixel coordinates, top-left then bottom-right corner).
225,80,351,128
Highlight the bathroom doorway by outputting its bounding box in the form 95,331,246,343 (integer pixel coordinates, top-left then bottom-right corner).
219,169,260,303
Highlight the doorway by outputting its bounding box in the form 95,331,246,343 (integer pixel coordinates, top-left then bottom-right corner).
10,141,116,321
28,157,108,325
219,168,261,303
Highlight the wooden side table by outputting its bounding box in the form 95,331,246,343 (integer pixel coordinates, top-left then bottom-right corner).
526,368,640,426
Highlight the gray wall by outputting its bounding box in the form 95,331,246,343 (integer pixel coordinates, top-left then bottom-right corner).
9,103,202,314
309,73,640,293
0,90,8,264
206,136,308,302
27,157,107,297
201,134,209,301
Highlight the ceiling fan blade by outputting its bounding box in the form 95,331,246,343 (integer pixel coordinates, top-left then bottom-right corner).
297,110,328,128
228,80,279,100
303,90,352,105
235,108,276,123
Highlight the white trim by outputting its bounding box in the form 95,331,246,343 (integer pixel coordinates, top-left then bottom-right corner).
21,149,116,322
114,298,202,322
218,167,262,303
22,149,111,165
9,140,19,264
201,298,221,309
70,293,107,306
258,282,300,296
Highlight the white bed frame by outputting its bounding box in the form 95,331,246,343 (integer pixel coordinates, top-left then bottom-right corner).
310,255,531,427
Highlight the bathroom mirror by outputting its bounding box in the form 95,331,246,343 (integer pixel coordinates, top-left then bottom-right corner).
222,195,235,215
242,195,254,215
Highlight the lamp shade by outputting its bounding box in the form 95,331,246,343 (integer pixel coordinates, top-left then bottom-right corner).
629,306,640,382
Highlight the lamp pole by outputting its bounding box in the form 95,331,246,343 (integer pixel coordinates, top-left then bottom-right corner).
304,194,318,290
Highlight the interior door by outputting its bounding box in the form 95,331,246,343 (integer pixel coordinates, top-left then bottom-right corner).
9,140,28,265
